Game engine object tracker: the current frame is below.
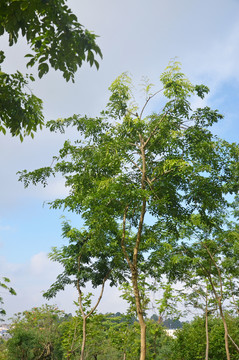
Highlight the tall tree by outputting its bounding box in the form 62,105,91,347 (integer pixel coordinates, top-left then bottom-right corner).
19,61,239,360
0,0,102,139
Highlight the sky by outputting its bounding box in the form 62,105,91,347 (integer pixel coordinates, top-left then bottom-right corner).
1,0,239,320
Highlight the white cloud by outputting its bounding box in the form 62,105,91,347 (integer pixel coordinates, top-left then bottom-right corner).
30,252,62,276
0,253,127,320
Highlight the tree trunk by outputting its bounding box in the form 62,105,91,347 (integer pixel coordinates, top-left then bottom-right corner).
139,316,147,360
222,316,230,360
132,270,147,360
80,316,86,360
218,300,230,360
205,291,209,360
202,244,230,360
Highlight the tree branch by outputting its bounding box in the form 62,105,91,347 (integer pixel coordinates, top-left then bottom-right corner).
139,88,164,119
121,205,133,270
143,112,168,149
86,270,111,319
228,333,239,353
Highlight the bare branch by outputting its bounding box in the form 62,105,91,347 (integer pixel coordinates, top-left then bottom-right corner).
228,333,239,353
126,109,139,118
202,243,223,301
133,140,147,267
140,88,164,119
86,270,111,319
128,157,143,173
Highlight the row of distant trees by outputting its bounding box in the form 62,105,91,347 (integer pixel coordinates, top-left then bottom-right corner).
1,304,239,360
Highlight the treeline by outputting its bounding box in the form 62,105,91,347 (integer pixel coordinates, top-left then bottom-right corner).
1,305,239,359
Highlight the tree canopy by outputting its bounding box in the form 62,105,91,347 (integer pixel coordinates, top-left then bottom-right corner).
0,0,102,140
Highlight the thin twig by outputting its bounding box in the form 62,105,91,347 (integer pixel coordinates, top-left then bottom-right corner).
140,88,164,119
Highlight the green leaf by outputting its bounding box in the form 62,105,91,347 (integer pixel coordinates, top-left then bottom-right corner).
38,62,49,78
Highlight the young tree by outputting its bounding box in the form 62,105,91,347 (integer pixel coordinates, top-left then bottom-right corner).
0,0,102,139
19,61,239,360
182,281,217,360
180,220,239,360
43,221,126,359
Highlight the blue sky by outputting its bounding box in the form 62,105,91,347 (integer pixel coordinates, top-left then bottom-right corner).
1,0,239,319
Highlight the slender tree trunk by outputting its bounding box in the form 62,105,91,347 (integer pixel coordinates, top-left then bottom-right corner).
205,290,209,360
80,316,86,360
132,270,147,360
218,300,230,360
121,134,149,360
123,352,126,360
77,255,110,360
202,244,231,360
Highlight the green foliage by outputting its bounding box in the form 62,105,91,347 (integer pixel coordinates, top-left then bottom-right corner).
177,219,239,317
106,313,141,359
7,305,66,359
0,0,102,139
43,221,127,300
60,315,82,359
60,311,177,360
18,62,239,358
19,62,238,231
0,70,43,139
120,275,156,317
174,315,239,360
0,338,8,360
0,277,16,320
107,72,133,119
146,319,176,360
60,311,139,359
43,221,129,359
155,281,185,320
0,0,102,81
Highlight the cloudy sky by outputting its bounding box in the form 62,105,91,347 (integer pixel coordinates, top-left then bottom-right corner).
1,0,239,319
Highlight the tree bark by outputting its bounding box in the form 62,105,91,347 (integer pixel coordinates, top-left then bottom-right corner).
132,268,147,360
80,316,86,360
219,302,230,360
